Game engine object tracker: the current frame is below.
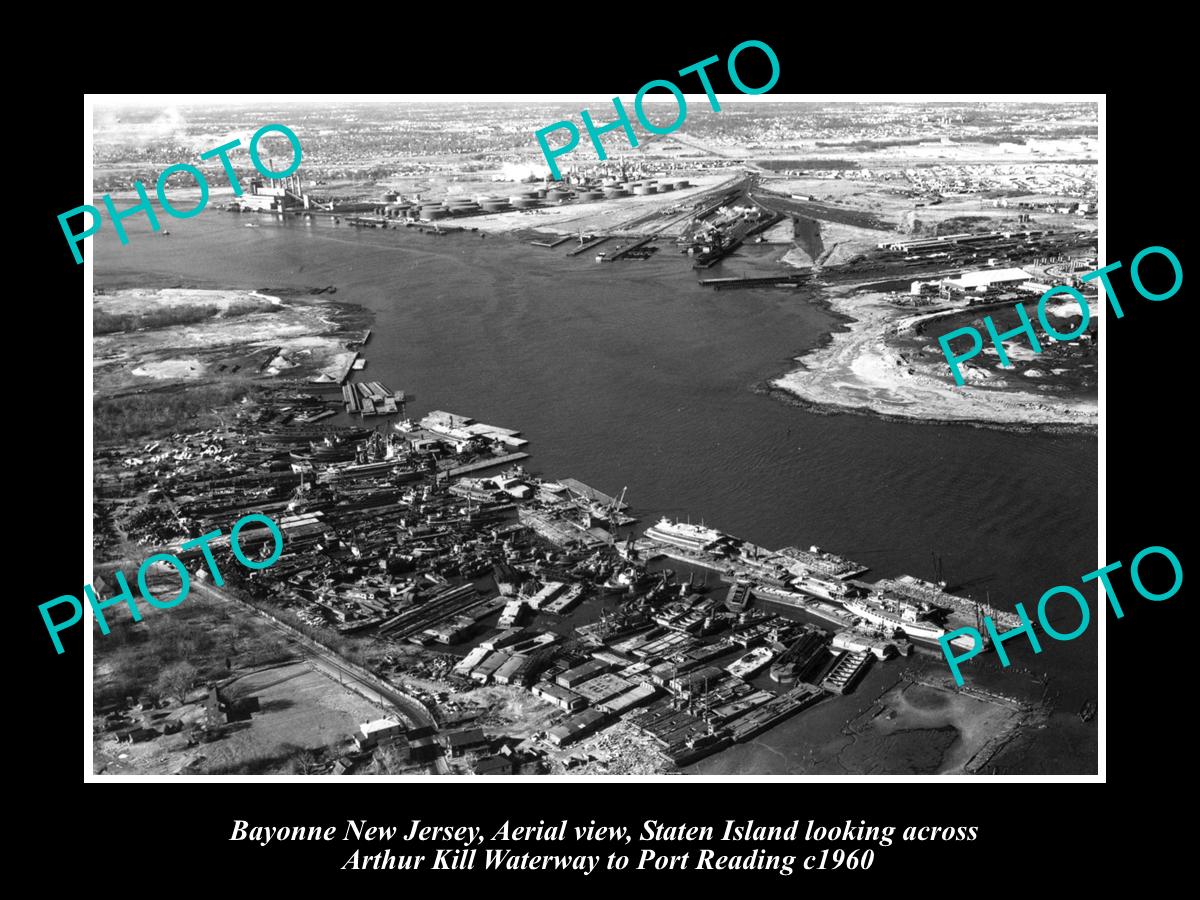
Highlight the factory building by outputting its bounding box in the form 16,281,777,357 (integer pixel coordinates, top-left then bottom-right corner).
239,173,309,212
942,268,1032,292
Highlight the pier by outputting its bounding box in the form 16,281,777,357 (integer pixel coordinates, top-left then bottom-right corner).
604,235,655,262
445,452,530,477
567,235,612,257
698,275,810,290
531,234,573,249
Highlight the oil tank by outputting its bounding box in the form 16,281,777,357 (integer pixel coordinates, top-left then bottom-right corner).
674,180,690,189
657,182,675,192
632,185,657,195
603,187,629,198
422,207,448,220
579,191,604,201
510,197,540,209
480,199,511,213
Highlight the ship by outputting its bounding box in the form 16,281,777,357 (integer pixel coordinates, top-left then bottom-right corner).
725,645,775,680
543,583,585,616
644,517,729,553
841,595,951,643
602,565,651,594
724,579,753,613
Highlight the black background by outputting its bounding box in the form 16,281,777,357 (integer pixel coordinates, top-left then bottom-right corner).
24,30,1189,883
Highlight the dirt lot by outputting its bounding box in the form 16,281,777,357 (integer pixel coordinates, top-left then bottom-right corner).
834,679,1024,775
91,585,391,776
93,287,360,396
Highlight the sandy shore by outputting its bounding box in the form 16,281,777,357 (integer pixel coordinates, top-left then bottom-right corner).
769,287,1097,432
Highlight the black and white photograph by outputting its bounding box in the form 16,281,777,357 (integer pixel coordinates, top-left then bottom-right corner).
77,93,1106,779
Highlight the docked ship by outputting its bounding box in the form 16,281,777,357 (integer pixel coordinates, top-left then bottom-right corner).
842,595,949,643
644,517,730,553
725,645,775,680
602,565,651,594
791,571,849,601
724,579,753,613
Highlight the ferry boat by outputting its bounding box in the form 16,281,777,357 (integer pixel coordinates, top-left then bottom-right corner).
644,517,727,553
725,646,775,679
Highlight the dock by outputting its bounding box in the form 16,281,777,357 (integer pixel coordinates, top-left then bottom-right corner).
531,234,574,249
692,238,744,269
698,275,811,290
567,235,612,257
445,452,530,477
345,381,406,416
604,235,655,262
558,478,629,511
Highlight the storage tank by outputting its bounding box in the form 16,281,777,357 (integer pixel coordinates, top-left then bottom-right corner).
579,191,604,201
545,190,570,202
510,197,540,209
603,187,629,198
656,182,674,193
673,180,690,189
421,207,448,220
632,185,657,195
480,199,511,213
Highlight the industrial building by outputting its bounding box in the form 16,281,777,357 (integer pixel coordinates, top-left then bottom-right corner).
942,268,1032,292
238,173,309,212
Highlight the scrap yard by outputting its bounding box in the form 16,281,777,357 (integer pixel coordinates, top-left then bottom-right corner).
94,376,1028,774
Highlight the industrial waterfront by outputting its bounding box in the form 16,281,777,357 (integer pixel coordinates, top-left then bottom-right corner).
92,206,1097,775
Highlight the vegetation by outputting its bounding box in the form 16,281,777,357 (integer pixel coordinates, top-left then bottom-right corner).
94,300,277,335
153,661,199,700
203,743,315,776
93,380,257,443
94,595,257,706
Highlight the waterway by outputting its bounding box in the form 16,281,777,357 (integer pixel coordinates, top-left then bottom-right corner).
94,209,1099,774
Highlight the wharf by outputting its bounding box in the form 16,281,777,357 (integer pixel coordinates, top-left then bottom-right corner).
692,238,744,269
634,540,733,574
726,683,824,742
567,235,611,257
751,585,857,628
519,507,611,548
604,235,655,262
698,275,810,290
559,478,629,511
445,452,530,477
531,234,573,249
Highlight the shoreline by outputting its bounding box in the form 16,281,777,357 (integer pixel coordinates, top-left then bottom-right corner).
761,285,1098,435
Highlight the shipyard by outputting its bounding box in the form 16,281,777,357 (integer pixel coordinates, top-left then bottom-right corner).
91,348,1041,774
89,98,1098,777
